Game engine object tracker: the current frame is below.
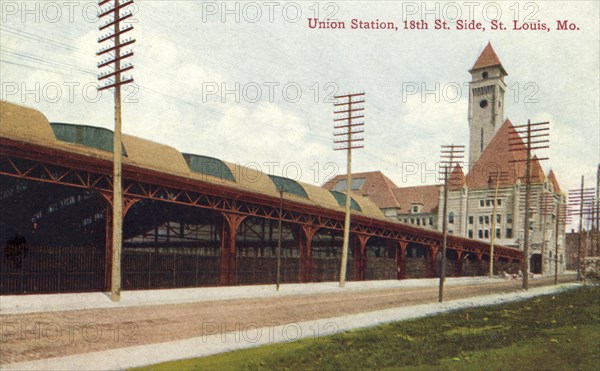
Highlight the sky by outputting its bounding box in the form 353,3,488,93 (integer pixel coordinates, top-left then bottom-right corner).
1,1,599,205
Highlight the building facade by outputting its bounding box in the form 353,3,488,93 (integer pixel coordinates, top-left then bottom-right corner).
323,43,567,275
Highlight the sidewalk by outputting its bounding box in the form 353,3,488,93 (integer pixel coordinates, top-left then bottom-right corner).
1,281,582,371
1,275,525,315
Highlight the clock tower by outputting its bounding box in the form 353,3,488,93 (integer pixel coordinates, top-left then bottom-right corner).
468,42,507,166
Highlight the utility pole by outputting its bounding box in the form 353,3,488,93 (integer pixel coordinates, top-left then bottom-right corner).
539,192,555,275
488,170,508,278
439,144,464,302
554,200,566,285
276,186,283,291
333,92,365,288
97,0,136,301
594,164,600,256
509,119,549,290
568,179,595,282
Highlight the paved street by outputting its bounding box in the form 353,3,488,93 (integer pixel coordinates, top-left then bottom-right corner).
0,275,577,366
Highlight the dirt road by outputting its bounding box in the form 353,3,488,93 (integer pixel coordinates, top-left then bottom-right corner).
0,276,576,365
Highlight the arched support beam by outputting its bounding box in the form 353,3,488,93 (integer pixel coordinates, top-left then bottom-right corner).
219,212,246,286
353,234,370,281
98,192,140,291
475,252,485,276
397,240,408,279
454,250,464,277
427,245,439,278
298,225,318,283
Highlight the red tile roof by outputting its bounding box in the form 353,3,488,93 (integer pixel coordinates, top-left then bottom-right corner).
322,171,401,209
470,42,507,75
447,164,466,190
466,118,545,188
392,185,441,214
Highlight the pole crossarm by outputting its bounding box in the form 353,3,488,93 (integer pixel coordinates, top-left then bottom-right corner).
332,92,366,287
96,0,137,301
508,119,550,290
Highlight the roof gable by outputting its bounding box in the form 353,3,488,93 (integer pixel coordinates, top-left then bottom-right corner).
466,119,545,188
447,164,466,190
548,170,562,193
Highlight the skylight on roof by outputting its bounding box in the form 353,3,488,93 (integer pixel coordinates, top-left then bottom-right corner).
50,123,127,155
183,154,236,182
268,175,308,199
329,190,362,211
332,178,366,192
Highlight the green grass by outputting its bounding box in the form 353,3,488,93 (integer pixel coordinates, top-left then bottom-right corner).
136,286,600,370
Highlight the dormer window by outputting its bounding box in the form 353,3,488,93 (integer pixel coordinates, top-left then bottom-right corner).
411,204,422,214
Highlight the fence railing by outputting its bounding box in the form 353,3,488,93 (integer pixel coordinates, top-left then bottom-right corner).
0,244,105,294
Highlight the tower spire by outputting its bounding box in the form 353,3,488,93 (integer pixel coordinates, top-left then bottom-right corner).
470,42,507,76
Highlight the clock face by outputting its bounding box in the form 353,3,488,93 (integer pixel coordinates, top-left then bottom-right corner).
480,99,489,108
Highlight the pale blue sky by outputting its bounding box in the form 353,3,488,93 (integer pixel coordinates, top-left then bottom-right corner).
1,1,598,203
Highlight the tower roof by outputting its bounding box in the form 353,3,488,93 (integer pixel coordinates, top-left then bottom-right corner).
470,42,507,75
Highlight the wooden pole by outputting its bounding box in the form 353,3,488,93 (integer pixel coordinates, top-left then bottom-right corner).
554,199,561,285
339,126,352,288
489,171,500,277
577,176,584,281
439,164,449,302
110,2,123,302
522,120,532,290
276,187,283,290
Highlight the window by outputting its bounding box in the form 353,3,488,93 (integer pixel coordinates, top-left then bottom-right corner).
468,229,473,238
479,216,484,224
497,199,502,206
497,214,502,224
478,230,483,238
429,217,433,226
422,218,426,226
480,99,489,108
469,216,474,225
496,228,501,238
486,200,492,207
529,221,534,230
506,228,513,238
449,212,454,224
507,214,513,224
410,218,414,224
484,215,490,224
412,205,419,213
417,219,421,226
449,230,454,234
480,200,485,207
484,229,489,238
482,71,489,79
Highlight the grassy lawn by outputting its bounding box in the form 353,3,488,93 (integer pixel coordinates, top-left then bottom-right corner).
136,286,600,370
